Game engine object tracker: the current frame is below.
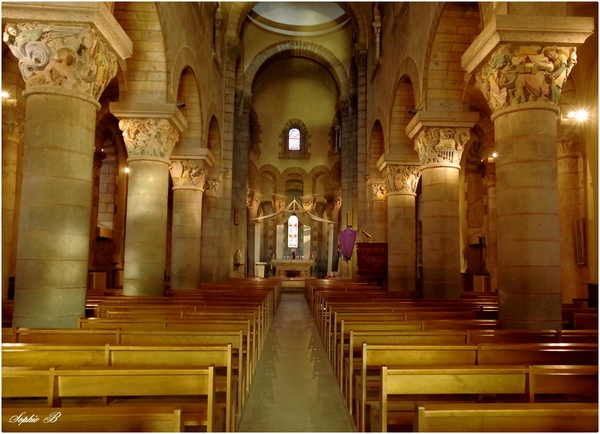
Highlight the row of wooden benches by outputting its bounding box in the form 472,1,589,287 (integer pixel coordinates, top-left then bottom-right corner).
305,281,598,432
3,279,281,432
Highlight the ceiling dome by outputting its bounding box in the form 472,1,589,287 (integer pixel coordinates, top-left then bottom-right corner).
249,2,349,36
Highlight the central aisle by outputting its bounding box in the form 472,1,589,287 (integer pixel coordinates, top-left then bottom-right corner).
237,292,356,432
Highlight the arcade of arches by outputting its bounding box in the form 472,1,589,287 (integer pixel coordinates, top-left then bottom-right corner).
1,2,598,331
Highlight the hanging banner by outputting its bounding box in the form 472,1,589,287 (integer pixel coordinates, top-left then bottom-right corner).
339,227,358,261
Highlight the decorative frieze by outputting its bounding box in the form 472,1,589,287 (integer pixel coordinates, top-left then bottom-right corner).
170,159,207,189
118,118,179,158
414,127,470,167
384,164,421,194
476,44,577,111
3,23,117,99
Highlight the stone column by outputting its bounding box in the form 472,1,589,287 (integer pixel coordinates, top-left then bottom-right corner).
462,10,593,329
2,110,24,300
246,192,263,277
169,158,209,290
380,159,420,292
407,113,478,299
110,108,186,296
557,137,587,304
481,156,498,293
200,175,222,282
3,19,127,327
367,178,387,242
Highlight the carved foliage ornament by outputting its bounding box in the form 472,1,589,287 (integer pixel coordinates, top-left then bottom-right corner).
414,127,469,167
118,118,179,159
301,197,315,212
246,196,262,210
203,176,221,197
3,23,118,100
384,165,421,194
170,159,207,188
2,110,25,142
476,44,577,112
369,181,387,200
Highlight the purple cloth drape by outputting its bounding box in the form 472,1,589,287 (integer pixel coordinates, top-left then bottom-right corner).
339,228,358,261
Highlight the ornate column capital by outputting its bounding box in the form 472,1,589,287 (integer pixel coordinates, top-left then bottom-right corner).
203,175,222,198
354,47,368,69
170,159,208,190
368,178,387,200
406,111,478,169
481,159,496,187
246,193,263,211
118,118,180,159
557,138,581,158
326,194,342,213
475,44,579,112
2,110,25,143
301,195,316,212
383,164,421,195
3,23,119,101
271,194,287,213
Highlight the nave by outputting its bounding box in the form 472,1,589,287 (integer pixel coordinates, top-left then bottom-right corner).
237,292,355,432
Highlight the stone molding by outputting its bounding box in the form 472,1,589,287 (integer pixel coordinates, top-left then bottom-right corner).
557,139,581,158
118,118,180,159
3,23,118,100
170,159,207,190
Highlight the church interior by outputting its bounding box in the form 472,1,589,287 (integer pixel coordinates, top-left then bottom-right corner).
1,1,599,432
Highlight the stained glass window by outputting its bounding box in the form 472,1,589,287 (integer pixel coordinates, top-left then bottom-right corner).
288,128,300,151
288,214,298,248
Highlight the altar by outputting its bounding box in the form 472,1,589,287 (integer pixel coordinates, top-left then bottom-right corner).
271,259,314,278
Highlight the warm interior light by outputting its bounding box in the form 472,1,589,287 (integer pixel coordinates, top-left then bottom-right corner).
1,91,10,99
124,167,130,173
492,152,498,158
567,110,589,121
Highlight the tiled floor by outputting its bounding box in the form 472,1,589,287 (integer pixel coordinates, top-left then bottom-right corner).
237,292,356,432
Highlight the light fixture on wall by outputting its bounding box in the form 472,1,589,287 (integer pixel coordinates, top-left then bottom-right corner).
220,167,229,173
124,167,130,173
407,108,420,114
176,100,186,108
567,110,588,121
360,171,369,178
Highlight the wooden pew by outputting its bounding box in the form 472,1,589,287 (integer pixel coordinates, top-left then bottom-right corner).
2,406,184,432
413,402,598,432
528,365,598,403
2,344,236,432
3,366,218,431
374,365,529,432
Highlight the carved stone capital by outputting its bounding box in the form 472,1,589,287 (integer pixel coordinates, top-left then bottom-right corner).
271,195,287,213
301,195,316,212
414,127,470,168
384,164,421,194
246,194,262,211
118,118,180,159
368,178,387,200
203,176,221,197
355,48,368,69
2,110,25,142
327,195,342,213
170,159,207,189
3,23,118,100
226,43,240,62
476,44,578,112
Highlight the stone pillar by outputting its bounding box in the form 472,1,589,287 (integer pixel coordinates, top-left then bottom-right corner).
200,175,222,282
169,158,209,290
380,160,420,291
481,157,499,293
246,192,263,277
3,18,127,327
367,178,387,242
110,109,186,296
2,110,24,300
407,113,478,299
462,12,593,328
557,138,587,304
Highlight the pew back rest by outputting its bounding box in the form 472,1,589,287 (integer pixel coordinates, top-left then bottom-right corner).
476,343,598,365
414,402,599,432
529,365,599,402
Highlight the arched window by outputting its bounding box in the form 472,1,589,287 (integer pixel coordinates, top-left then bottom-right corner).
287,214,299,248
288,128,300,151
280,119,310,159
